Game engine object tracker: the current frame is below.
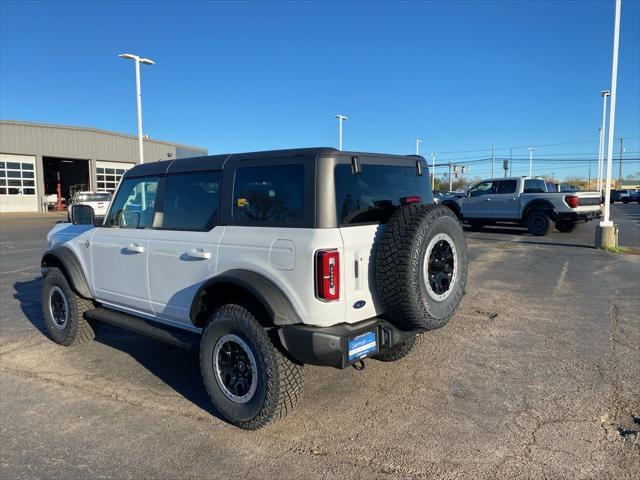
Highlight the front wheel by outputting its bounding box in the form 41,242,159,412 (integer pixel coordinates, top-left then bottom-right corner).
200,304,304,429
41,267,96,346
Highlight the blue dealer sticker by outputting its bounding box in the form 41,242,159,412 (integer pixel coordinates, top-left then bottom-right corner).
348,331,378,362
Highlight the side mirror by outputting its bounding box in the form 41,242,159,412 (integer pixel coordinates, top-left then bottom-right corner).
70,204,95,225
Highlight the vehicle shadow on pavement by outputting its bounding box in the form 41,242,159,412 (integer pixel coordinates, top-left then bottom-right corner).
12,278,225,422
93,326,226,421
13,277,48,335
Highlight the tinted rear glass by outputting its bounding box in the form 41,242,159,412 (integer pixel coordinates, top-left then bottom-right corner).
233,165,304,224
334,164,431,225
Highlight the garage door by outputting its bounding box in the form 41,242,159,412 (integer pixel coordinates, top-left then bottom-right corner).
96,161,133,194
0,154,38,212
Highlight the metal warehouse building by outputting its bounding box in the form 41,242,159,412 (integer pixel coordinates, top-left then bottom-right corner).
0,120,207,212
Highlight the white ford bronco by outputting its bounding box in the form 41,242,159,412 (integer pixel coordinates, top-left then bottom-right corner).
41,148,467,429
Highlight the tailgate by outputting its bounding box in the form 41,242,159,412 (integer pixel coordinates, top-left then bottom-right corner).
575,192,602,209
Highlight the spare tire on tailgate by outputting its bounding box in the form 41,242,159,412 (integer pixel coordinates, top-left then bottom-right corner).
375,204,467,331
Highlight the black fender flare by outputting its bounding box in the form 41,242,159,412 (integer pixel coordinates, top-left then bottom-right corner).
441,200,463,220
41,247,93,299
189,269,302,326
522,199,557,220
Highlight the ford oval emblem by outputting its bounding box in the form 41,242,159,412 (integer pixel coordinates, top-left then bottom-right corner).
353,300,366,309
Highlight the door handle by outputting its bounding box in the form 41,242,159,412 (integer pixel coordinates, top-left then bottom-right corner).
125,243,144,253
186,248,211,260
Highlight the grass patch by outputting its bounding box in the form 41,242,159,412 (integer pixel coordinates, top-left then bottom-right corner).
601,246,638,255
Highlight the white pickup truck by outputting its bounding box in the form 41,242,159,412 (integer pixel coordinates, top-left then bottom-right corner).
442,177,602,235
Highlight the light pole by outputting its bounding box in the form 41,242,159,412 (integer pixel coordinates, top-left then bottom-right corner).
528,147,535,177
119,53,155,164
597,90,610,192
334,115,348,151
430,153,437,191
415,139,422,156
601,0,621,229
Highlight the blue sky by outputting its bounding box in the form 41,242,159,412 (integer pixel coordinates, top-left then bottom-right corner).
1,0,639,180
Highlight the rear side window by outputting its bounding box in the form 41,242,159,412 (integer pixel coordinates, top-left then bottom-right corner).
523,179,546,193
334,164,431,225
162,171,221,231
233,165,304,224
496,180,517,194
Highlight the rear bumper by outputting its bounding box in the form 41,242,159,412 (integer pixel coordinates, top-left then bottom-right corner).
278,318,421,369
557,210,601,222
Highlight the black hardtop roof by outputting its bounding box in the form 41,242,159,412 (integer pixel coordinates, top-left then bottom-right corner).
123,147,423,178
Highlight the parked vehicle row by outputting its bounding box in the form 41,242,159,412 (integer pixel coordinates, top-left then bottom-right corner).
41,148,467,429
441,176,602,235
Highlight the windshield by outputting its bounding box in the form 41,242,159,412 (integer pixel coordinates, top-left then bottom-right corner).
76,193,111,202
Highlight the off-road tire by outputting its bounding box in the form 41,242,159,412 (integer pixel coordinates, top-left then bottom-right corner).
374,336,418,362
376,204,468,331
526,210,552,236
41,267,96,346
555,220,576,233
200,304,303,430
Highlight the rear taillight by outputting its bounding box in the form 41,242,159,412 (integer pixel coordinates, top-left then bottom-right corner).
315,249,340,301
565,195,580,208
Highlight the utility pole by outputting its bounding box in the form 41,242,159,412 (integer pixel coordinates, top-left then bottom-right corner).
334,115,348,151
510,149,513,176
618,137,624,188
415,139,422,156
448,160,453,191
491,144,496,178
430,153,436,191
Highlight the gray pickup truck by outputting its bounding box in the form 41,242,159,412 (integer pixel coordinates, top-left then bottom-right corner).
442,177,602,235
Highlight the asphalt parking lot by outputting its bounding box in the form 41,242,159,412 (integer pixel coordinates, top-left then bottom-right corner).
1,206,639,479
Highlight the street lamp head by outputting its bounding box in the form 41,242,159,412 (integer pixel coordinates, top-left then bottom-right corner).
600,90,610,96
119,53,155,65
334,114,348,120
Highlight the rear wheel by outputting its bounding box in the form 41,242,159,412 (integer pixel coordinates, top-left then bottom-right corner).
555,220,576,233
526,210,552,236
41,267,96,346
374,336,418,362
376,204,468,331
200,304,303,429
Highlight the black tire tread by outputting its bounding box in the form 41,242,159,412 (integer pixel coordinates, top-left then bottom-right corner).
376,204,466,331
374,336,418,362
200,304,303,430
42,267,96,346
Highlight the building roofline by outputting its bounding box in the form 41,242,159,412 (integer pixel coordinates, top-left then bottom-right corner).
0,119,207,152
